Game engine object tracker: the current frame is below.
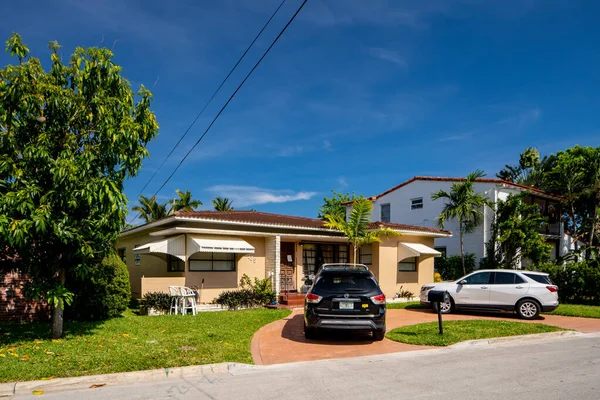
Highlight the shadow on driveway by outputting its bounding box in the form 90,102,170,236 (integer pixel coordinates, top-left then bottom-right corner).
280,313,377,345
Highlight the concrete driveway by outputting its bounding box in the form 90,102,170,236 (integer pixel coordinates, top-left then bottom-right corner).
251,308,600,365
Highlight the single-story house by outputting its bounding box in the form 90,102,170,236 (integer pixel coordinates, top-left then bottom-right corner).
116,211,452,302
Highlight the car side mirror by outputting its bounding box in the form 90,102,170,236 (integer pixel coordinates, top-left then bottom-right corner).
459,280,467,285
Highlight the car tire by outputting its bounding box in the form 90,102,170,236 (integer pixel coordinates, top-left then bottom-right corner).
516,299,541,320
304,324,317,340
432,296,454,314
373,329,386,341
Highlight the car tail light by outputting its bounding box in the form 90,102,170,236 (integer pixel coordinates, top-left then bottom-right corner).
370,294,386,305
546,286,558,293
306,293,322,303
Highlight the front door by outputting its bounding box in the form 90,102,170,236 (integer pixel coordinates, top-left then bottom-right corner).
280,242,296,291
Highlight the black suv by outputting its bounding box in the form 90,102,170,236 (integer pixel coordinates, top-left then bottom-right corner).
303,263,386,341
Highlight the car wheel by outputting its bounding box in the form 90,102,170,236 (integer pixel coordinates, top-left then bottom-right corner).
432,297,454,314
304,324,317,340
516,299,541,320
373,329,386,341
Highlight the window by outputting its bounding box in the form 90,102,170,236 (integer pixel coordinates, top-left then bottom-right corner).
523,273,554,285
313,275,378,293
463,272,491,285
411,198,423,210
380,203,391,222
359,245,372,265
167,255,185,272
189,252,236,271
134,245,141,266
117,248,126,264
302,244,349,275
434,247,447,258
398,257,417,272
492,271,524,285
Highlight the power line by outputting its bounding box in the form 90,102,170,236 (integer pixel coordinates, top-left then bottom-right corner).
151,0,308,198
136,0,289,197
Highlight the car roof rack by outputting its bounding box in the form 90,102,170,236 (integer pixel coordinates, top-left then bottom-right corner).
320,263,370,272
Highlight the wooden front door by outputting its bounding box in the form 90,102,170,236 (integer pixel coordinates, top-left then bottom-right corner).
280,242,296,292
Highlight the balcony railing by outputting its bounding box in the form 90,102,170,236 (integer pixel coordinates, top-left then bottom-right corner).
536,222,562,236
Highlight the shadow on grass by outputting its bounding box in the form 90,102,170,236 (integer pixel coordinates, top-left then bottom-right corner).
0,318,108,346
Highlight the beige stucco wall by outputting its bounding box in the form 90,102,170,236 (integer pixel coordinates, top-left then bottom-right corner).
140,277,186,295
117,233,185,298
185,236,267,303
372,236,437,299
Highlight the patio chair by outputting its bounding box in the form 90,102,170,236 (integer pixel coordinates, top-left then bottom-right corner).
180,286,197,316
169,286,183,315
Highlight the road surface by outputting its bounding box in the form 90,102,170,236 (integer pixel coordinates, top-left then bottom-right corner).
11,334,600,400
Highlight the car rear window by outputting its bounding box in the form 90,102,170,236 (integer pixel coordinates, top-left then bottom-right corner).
313,274,378,292
523,273,554,285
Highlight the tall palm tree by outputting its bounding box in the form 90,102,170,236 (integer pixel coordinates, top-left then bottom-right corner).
132,195,168,223
324,198,399,263
431,170,494,275
169,189,202,213
212,197,234,211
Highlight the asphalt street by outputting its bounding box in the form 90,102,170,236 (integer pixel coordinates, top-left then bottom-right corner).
10,334,600,400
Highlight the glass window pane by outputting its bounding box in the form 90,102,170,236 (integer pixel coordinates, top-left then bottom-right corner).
190,260,212,271
465,272,491,285
398,257,417,271
213,252,235,261
494,272,515,285
213,261,234,271
190,252,212,261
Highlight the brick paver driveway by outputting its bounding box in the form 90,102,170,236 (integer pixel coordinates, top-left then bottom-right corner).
251,308,600,365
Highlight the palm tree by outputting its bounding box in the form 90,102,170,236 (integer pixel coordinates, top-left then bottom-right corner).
212,197,234,211
169,189,202,213
324,198,399,263
431,170,494,275
132,195,169,223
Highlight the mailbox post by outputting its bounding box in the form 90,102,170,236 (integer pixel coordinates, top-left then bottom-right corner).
428,290,449,335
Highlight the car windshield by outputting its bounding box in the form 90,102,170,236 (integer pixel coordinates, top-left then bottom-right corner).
523,273,554,285
313,274,378,293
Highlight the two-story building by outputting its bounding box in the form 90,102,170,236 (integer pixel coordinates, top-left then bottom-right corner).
348,176,575,267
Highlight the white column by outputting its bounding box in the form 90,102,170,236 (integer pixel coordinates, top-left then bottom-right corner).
265,236,281,294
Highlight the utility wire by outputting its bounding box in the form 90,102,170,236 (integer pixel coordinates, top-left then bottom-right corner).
136,0,289,196
151,0,308,198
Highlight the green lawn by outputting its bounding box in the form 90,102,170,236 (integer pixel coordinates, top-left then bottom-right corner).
386,301,425,310
0,308,290,383
545,304,600,319
386,320,565,346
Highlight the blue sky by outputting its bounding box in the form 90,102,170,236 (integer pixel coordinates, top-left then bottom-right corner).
2,0,599,221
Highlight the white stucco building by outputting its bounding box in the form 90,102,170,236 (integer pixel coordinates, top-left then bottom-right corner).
349,177,577,267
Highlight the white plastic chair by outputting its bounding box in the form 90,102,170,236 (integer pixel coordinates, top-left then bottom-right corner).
169,286,182,315
180,287,197,316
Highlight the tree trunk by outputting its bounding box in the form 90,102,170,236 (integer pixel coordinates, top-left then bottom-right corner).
51,267,66,339
588,189,599,259
353,244,358,264
570,203,578,252
459,220,465,276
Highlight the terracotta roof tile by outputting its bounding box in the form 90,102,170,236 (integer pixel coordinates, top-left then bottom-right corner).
368,221,451,235
174,210,327,229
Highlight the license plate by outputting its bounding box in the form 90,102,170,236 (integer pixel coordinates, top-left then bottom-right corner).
339,301,354,310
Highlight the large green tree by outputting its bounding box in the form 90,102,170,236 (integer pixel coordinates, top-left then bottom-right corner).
431,170,494,275
132,195,168,223
0,34,158,338
483,193,552,268
324,198,399,263
317,190,361,220
212,197,234,211
169,189,202,213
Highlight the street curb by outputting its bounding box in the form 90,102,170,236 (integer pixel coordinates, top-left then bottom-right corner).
449,330,583,349
0,362,254,397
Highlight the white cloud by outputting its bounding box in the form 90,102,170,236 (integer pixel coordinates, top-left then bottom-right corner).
368,48,408,67
276,145,303,157
323,140,332,151
337,177,348,189
207,185,317,207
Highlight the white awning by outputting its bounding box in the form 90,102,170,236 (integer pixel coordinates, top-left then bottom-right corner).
133,235,186,261
187,235,255,254
398,242,441,261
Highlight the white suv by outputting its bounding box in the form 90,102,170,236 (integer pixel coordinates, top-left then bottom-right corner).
420,269,559,319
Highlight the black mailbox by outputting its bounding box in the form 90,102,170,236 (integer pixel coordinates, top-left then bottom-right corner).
428,290,447,303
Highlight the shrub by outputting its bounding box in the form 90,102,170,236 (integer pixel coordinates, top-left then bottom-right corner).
139,291,171,314
214,274,276,310
434,254,476,281
535,260,600,305
434,272,443,282
66,254,131,321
